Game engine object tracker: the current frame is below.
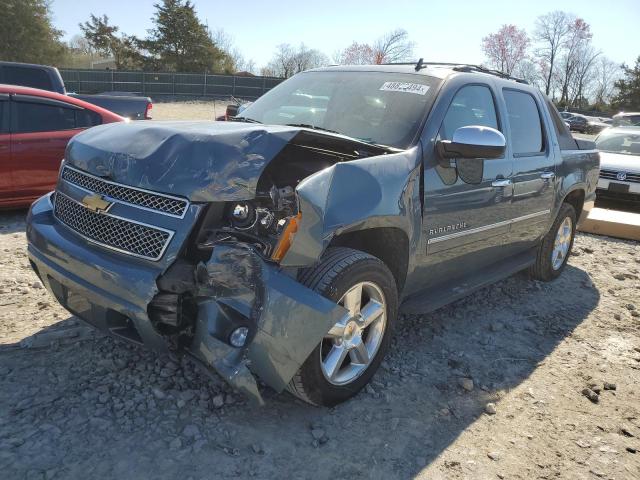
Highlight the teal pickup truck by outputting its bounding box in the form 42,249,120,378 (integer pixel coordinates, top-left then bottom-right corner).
27,61,599,406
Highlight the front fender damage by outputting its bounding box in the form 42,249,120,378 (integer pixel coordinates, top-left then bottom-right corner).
187,244,347,405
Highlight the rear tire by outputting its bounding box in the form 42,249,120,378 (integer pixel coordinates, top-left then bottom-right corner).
287,247,398,406
530,203,577,281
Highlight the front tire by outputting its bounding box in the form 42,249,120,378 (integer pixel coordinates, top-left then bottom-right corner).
530,203,577,281
287,247,398,406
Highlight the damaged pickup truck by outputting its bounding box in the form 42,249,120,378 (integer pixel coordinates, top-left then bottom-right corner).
26,62,599,406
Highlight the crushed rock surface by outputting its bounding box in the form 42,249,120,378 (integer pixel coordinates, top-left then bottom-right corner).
1,210,639,479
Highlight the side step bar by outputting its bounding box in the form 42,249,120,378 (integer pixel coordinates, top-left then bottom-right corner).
400,249,536,315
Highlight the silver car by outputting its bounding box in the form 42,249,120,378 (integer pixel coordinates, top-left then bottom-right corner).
595,127,640,202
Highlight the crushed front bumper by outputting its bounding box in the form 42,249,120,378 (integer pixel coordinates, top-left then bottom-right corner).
27,194,346,405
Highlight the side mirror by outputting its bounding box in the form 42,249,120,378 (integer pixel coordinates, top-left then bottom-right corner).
437,126,506,160
225,104,240,118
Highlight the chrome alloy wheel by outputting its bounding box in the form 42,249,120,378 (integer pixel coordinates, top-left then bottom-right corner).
552,216,573,270
320,281,387,385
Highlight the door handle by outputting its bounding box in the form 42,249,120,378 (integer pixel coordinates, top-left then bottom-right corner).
540,171,555,180
492,179,512,188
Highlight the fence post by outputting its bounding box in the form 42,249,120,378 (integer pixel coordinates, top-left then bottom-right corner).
204,72,207,96
262,77,267,96
111,69,114,92
232,75,236,97
172,74,176,96
141,72,145,96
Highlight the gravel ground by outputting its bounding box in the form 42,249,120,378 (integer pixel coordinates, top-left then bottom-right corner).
1,208,639,479
152,100,235,121
0,104,637,478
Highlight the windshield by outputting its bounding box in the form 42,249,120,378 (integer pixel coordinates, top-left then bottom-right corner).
238,71,441,149
612,115,640,127
595,131,640,156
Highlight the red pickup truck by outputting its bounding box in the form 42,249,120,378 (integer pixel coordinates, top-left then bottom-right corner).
0,84,123,209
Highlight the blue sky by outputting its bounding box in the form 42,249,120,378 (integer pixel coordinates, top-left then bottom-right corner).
51,0,639,68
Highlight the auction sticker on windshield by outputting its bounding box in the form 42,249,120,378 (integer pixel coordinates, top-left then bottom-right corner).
379,82,430,95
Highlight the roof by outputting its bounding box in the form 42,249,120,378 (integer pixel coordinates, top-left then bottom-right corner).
307,61,530,85
309,63,449,79
603,126,640,133
0,60,58,70
0,83,124,120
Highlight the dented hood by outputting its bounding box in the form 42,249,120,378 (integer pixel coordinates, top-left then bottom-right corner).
64,120,376,202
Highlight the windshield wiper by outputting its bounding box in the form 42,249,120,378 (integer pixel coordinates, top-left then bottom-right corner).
287,124,400,152
285,123,341,135
230,116,262,124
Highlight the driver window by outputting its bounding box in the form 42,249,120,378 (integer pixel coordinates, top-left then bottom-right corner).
439,85,499,140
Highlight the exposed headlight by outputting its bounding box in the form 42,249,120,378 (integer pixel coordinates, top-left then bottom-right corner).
229,326,249,347
229,202,257,229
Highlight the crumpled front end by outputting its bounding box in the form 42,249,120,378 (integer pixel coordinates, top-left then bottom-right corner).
188,245,346,404
27,193,347,405
27,120,419,404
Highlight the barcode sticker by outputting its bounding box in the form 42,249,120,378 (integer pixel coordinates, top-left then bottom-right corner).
379,82,430,95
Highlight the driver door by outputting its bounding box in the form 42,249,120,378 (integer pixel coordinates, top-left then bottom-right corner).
417,83,514,291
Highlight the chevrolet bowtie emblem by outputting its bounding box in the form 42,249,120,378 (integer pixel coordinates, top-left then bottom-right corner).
81,194,112,213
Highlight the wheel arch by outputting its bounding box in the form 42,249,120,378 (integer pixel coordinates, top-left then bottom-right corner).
561,187,585,219
327,227,410,293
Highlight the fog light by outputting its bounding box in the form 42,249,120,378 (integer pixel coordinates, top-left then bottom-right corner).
229,327,249,347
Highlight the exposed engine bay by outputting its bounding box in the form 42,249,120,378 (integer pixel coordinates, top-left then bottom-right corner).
148,136,391,350
214,183,297,256
190,138,388,260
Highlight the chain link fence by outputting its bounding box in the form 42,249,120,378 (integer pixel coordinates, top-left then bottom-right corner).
59,69,283,99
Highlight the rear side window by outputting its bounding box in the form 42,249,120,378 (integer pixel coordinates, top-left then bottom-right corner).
545,98,578,150
13,102,77,133
440,85,499,140
613,114,640,127
2,66,53,91
503,90,544,156
0,99,8,134
75,109,102,128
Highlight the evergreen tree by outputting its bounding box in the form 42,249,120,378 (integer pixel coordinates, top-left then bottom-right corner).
611,57,640,111
143,0,230,73
80,15,143,69
0,0,66,65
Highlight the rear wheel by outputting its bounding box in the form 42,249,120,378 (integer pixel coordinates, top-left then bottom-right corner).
287,247,398,406
530,203,577,281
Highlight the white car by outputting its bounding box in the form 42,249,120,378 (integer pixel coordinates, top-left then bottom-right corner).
595,127,640,202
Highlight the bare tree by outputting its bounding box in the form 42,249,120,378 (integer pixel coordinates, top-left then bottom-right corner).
372,29,415,64
264,43,327,78
335,42,375,65
334,29,415,65
209,28,233,54
68,34,95,55
534,11,572,95
558,17,592,103
514,59,542,87
263,43,295,77
592,57,621,106
209,28,256,73
568,44,601,107
482,24,530,75
292,44,327,72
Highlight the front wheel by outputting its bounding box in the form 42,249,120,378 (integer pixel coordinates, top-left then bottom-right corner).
530,203,577,281
287,247,398,406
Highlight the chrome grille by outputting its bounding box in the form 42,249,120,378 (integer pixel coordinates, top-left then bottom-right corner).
599,169,640,183
61,166,188,217
53,192,173,261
